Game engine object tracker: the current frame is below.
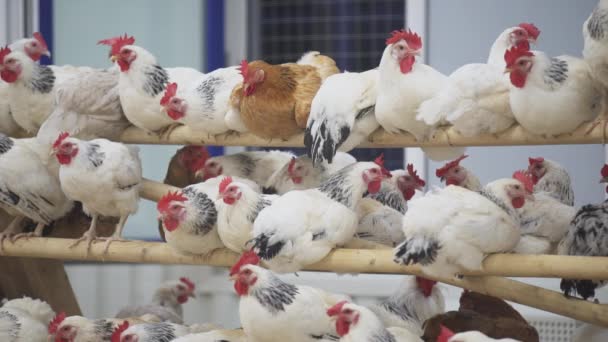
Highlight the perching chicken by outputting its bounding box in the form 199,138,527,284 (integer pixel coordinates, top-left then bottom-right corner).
438,328,521,342
115,277,196,324
230,51,338,140
0,33,50,137
0,296,55,342
558,164,608,300
526,157,574,206
159,66,246,136
355,198,405,247
375,29,463,161
111,320,212,342
196,150,294,187
417,24,540,137
305,69,379,165
504,45,603,136
582,0,608,90
216,177,278,253
231,251,347,342
48,313,154,342
327,301,422,342
435,155,481,191
157,145,210,241
99,34,203,134
52,133,142,253
171,329,247,342
37,65,130,145
423,291,538,342
394,172,533,278
0,135,73,245
369,276,444,335
250,160,391,273
366,162,426,214
157,184,224,256
265,152,356,195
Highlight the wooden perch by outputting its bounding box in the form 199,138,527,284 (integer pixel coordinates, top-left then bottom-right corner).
2,237,608,326
141,178,179,202
119,120,606,147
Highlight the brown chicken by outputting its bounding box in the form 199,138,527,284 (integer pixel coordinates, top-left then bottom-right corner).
157,145,210,241
230,52,338,140
422,290,539,342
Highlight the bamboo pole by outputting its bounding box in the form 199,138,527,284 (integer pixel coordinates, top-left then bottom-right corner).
2,238,608,326
141,178,179,202
119,120,606,148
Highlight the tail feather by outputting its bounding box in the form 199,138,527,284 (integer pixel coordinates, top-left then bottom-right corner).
252,233,286,260
308,120,350,166
394,237,440,266
560,279,601,300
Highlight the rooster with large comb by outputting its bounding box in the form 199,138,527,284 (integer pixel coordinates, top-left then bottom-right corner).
230,250,349,342
394,171,530,278
375,28,465,162
229,51,338,140
250,159,391,273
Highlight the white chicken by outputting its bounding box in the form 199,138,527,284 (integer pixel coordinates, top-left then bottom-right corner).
438,326,520,342
157,183,224,256
265,152,356,194
171,329,247,342
99,34,203,134
435,155,481,191
0,44,86,134
115,277,197,324
375,29,463,161
52,133,142,253
196,150,295,188
394,172,533,278
366,162,426,214
216,176,278,253
369,276,444,335
304,69,379,166
504,45,603,136
250,160,391,273
111,320,208,342
48,313,154,342
582,0,608,90
231,251,348,342
417,24,540,137
159,66,246,136
0,33,50,136
0,135,73,245
527,157,574,205
0,296,55,342
327,301,422,342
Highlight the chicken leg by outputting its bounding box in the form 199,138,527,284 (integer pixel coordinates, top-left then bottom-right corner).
69,214,98,254
101,215,129,254
12,222,47,241
0,216,25,251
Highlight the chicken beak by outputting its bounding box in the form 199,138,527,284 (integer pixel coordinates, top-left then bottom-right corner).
49,149,57,157
600,177,608,184
504,67,513,74
110,55,118,62
43,50,52,57
157,213,165,221
229,274,239,281
189,292,196,298
525,192,535,202
194,169,204,180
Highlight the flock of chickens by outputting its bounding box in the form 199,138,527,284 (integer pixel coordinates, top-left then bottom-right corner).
1,270,542,342
2,1,608,341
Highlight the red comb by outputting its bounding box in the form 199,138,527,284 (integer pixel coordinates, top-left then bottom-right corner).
407,164,426,187
48,312,66,334
287,157,297,174
437,325,455,342
528,157,544,165
160,83,178,106
436,155,468,178
32,32,48,50
230,250,260,276
513,170,534,193
111,321,129,342
0,46,11,64
327,301,348,317
97,34,135,56
374,153,392,177
385,29,422,50
518,23,540,40
504,45,534,68
157,191,188,213
238,59,249,79
219,176,233,194
180,277,195,291
601,164,608,178
52,132,70,149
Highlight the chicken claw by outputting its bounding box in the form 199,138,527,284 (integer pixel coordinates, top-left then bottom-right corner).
0,216,25,251
11,222,46,242
158,123,181,140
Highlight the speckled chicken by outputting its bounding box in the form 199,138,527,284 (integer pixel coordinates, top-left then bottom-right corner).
0,296,55,342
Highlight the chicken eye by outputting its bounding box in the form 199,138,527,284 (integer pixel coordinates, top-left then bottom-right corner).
243,269,251,275
343,309,353,314
519,60,526,66
514,185,521,190
62,326,70,331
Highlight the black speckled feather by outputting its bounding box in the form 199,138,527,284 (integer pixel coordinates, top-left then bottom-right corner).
252,275,299,314
588,7,608,40
0,135,14,154
27,64,55,94
143,65,169,97
318,163,356,208
182,186,217,235
543,58,569,89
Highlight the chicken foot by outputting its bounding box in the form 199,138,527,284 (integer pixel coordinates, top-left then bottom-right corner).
0,216,25,251
100,215,129,254
69,214,99,254
158,123,181,140
12,222,47,241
